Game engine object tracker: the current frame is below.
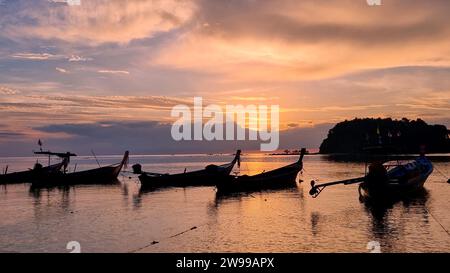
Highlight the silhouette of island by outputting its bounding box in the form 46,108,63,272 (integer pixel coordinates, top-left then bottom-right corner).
319,118,450,154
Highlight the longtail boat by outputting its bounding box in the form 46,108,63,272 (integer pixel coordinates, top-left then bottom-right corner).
0,149,73,184
0,161,66,185
31,151,129,187
216,148,306,193
133,150,241,189
309,153,433,202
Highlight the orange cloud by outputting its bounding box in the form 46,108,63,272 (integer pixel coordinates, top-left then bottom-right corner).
1,0,450,140
151,0,450,81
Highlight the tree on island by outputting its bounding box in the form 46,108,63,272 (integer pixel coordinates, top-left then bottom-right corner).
319,118,450,154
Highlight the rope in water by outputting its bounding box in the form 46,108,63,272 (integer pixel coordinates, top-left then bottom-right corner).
423,165,450,236
302,168,319,183
126,164,449,252
127,223,209,253
424,208,450,237
127,183,259,253
433,165,450,183
127,190,259,253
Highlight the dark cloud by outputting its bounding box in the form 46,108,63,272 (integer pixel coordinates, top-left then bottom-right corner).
32,121,257,155
23,120,332,156
279,123,332,150
0,131,26,137
2,119,448,156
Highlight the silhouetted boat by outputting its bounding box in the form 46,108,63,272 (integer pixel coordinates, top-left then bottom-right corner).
31,151,129,187
216,148,306,193
359,155,433,200
309,153,433,202
0,161,66,185
133,150,241,189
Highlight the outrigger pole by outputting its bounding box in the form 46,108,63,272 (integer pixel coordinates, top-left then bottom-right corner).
309,176,365,198
34,140,77,166
34,151,77,159
34,151,77,169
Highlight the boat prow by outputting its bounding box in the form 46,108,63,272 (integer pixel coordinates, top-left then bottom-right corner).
216,148,306,194
137,150,241,189
31,151,129,187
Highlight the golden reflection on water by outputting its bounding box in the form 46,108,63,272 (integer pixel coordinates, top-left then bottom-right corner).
0,154,449,253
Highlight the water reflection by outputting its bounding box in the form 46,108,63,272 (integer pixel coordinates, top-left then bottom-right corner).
310,212,321,237
28,182,123,211
0,154,448,253
213,186,303,207
323,153,450,163
29,185,70,199
363,188,430,252
213,191,246,208
362,187,429,214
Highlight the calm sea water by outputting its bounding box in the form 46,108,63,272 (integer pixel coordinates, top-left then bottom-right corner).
0,153,449,253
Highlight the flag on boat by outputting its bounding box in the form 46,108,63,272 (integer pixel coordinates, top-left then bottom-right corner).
38,139,43,151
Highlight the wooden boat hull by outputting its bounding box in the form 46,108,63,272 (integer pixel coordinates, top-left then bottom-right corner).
216,149,306,194
138,151,241,189
33,166,122,186
359,156,433,202
0,162,66,185
31,151,129,187
216,165,301,193
139,167,231,188
0,170,35,184
359,175,428,202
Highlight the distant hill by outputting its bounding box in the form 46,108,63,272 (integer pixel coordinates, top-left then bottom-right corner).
319,118,450,154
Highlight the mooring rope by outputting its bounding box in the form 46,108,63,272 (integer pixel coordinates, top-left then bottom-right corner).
127,192,262,253
302,167,322,184
169,226,198,238
424,208,450,237
433,165,450,183
125,163,450,253
127,223,208,253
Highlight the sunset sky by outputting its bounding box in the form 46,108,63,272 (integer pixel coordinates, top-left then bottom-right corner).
0,0,449,155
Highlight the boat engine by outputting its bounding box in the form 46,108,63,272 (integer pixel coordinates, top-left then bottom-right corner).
365,162,388,188
205,164,219,172
132,164,142,174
